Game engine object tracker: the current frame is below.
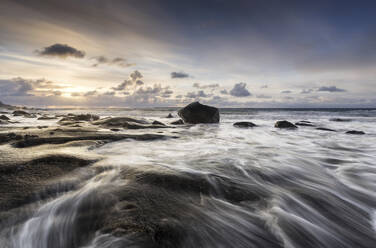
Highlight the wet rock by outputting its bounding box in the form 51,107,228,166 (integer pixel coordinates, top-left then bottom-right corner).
330,118,352,122
275,120,298,129
178,102,220,124
316,127,336,132
59,114,99,122
12,110,36,118
346,130,365,135
93,117,148,126
37,116,57,120
170,119,184,125
12,133,175,148
152,120,166,126
166,113,173,118
0,133,23,144
110,128,121,132
0,115,10,121
295,121,315,127
233,122,257,128
0,120,8,125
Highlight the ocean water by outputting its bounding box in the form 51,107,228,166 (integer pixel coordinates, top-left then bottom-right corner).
1,108,376,248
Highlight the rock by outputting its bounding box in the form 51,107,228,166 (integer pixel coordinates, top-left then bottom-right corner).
38,116,57,120
110,128,121,132
170,119,184,125
330,118,352,122
178,102,219,124
12,110,35,118
346,130,365,135
152,120,165,126
0,120,8,125
316,127,336,132
0,115,10,121
92,117,148,126
0,133,23,144
295,121,315,127
166,113,173,118
275,120,297,129
233,122,257,128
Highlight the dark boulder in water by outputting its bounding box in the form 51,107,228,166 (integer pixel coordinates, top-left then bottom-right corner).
0,115,10,120
166,113,173,118
316,127,336,132
170,119,184,125
275,120,297,129
178,102,219,124
346,130,365,135
330,118,352,122
233,122,257,128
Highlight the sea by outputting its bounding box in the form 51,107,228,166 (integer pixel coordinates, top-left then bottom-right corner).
1,108,376,248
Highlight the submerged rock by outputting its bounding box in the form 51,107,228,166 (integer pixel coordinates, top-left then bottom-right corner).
0,115,10,121
295,121,315,127
316,127,336,132
152,120,166,126
170,119,184,125
178,102,219,124
233,122,257,128
166,113,173,118
275,120,298,129
330,118,352,122
346,130,365,135
38,116,57,120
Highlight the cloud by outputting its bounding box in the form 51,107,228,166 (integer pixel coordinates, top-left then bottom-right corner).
256,94,272,99
193,83,219,89
317,86,346,92
112,80,133,91
261,85,268,89
35,43,85,58
91,56,135,67
130,70,143,81
83,90,98,97
111,71,144,91
171,72,189,79
186,90,210,99
0,77,67,97
281,90,292,94
220,89,228,95
301,89,314,94
0,78,33,96
229,82,251,97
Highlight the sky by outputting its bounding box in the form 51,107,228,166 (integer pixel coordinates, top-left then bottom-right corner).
0,0,376,108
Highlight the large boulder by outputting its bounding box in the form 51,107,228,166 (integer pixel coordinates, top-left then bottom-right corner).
12,110,36,118
275,120,297,129
178,102,219,124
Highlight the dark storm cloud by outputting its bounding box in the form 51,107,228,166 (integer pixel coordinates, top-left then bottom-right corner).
317,86,346,92
229,83,251,97
35,44,85,58
171,72,189,79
